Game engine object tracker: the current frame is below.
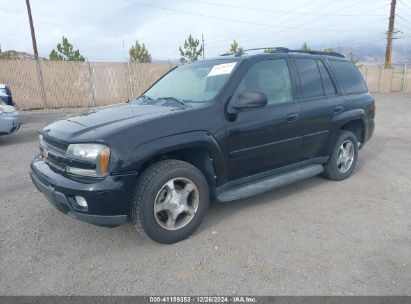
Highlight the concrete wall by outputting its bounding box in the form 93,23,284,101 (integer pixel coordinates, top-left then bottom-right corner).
358,65,410,93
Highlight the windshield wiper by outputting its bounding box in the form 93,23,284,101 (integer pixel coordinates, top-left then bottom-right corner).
157,96,191,108
137,95,156,104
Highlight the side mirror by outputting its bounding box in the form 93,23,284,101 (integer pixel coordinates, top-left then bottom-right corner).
232,91,268,110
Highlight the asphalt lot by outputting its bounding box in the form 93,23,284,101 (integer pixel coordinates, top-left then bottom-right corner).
1,94,410,296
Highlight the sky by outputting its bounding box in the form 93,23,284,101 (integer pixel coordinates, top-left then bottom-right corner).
0,0,410,61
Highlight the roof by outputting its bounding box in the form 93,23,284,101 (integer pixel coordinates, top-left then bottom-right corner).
220,47,345,59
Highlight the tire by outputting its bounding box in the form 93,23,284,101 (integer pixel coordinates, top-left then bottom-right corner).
324,130,358,181
130,160,209,244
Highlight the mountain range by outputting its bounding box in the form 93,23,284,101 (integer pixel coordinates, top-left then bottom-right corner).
1,43,410,65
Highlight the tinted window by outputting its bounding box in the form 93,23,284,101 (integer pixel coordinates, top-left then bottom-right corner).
237,59,292,104
295,58,324,99
329,60,367,95
317,60,337,96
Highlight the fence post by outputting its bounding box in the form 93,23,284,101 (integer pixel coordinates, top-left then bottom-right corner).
403,63,408,93
127,62,134,100
86,60,96,108
377,66,382,92
36,59,48,108
364,66,368,84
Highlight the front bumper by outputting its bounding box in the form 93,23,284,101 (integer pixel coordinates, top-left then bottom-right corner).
0,111,22,135
30,157,138,227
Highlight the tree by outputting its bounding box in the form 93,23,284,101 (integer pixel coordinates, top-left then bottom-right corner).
0,50,15,60
179,34,203,64
300,42,310,52
49,36,85,61
347,52,361,68
323,47,334,53
229,40,244,55
129,41,152,63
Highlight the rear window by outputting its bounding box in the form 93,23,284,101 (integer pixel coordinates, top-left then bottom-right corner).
329,60,367,95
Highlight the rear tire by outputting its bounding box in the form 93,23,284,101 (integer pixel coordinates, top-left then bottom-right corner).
324,130,358,181
130,160,209,244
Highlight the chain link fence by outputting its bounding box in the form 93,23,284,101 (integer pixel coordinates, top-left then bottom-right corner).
0,59,409,110
0,59,174,110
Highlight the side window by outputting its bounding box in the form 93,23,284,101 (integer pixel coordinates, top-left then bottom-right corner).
317,60,337,96
236,59,292,104
295,58,324,99
329,60,368,95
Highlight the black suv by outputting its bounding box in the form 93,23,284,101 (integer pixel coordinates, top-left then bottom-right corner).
30,48,375,244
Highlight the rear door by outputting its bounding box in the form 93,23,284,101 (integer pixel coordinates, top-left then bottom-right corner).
293,57,346,160
224,58,303,181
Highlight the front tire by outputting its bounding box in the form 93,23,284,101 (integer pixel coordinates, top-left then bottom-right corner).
324,130,358,181
130,160,209,244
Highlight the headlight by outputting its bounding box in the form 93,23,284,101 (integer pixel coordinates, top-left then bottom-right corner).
0,104,16,113
66,143,111,177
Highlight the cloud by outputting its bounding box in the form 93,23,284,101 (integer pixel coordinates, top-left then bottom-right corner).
0,0,407,61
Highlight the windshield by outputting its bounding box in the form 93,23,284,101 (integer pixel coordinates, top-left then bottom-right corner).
143,60,239,103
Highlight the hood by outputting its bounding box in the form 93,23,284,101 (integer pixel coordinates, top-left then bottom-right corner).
41,102,182,142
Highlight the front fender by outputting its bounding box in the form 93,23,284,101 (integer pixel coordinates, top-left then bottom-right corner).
113,131,227,185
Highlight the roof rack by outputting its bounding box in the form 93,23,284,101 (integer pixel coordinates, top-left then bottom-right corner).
220,47,345,58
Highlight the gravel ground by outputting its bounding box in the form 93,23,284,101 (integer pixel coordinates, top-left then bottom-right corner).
0,94,410,296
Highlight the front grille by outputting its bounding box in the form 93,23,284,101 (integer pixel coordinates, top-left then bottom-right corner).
40,135,68,172
44,153,66,171
43,136,69,153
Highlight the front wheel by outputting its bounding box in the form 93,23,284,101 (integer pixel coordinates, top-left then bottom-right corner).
130,160,209,244
324,130,358,181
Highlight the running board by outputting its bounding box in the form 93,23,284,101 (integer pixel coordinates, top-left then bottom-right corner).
216,164,324,203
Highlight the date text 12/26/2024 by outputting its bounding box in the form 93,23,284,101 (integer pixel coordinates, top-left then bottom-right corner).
149,296,257,303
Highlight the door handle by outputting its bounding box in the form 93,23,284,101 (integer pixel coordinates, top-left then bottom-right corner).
334,106,344,113
286,113,299,122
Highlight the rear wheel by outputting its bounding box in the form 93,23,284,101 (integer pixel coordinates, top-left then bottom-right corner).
130,160,209,244
324,130,358,181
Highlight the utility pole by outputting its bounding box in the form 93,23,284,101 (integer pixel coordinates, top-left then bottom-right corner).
26,0,48,108
384,0,396,68
201,34,205,59
26,0,38,59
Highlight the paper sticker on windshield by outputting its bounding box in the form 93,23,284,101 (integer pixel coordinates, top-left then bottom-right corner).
207,62,237,77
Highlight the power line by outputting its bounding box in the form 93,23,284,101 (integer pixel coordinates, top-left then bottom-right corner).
397,0,410,8
396,6,411,17
173,0,384,17
122,0,388,33
205,0,316,43
206,1,388,51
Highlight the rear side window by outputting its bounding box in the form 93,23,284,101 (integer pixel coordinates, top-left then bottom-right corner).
329,60,367,95
295,59,324,99
317,60,337,96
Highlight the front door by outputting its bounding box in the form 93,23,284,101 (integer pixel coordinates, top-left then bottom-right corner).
224,58,303,181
